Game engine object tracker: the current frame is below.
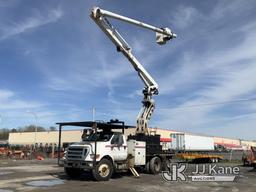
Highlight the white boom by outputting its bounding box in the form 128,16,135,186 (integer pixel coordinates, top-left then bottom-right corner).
90,7,176,135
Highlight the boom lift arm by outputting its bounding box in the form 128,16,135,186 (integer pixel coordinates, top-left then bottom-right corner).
90,7,176,135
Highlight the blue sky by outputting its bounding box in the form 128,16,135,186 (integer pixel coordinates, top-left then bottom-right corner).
0,0,256,140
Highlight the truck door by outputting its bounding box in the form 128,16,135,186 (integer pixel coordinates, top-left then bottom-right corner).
110,133,127,161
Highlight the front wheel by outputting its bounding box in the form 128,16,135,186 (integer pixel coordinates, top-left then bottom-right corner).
92,158,113,181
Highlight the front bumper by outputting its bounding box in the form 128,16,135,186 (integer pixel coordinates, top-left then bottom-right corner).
64,160,94,169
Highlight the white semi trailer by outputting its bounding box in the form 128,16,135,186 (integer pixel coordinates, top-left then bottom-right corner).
170,133,215,151
170,133,223,162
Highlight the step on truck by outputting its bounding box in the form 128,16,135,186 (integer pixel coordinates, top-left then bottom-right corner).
58,120,173,181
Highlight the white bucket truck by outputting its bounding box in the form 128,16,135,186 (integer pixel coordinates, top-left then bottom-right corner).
58,120,173,181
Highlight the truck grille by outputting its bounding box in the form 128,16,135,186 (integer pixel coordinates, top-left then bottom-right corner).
67,147,88,160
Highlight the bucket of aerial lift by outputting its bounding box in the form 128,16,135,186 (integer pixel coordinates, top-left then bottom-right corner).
156,27,176,45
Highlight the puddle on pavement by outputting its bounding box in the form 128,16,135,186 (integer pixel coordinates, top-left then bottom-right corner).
0,172,14,176
26,179,64,187
0,189,13,192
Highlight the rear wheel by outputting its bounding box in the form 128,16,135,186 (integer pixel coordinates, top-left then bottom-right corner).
149,156,162,174
92,158,113,181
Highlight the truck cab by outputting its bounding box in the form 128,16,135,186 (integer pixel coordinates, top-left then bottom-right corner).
59,120,132,181
65,131,128,166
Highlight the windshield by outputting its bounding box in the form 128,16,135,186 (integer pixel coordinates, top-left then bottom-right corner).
83,132,113,142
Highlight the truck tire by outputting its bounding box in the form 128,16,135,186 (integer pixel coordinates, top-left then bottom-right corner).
65,167,83,178
92,158,113,181
149,156,162,174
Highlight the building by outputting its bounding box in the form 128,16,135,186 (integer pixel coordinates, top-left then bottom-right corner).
8,130,83,146
8,127,177,146
8,127,256,149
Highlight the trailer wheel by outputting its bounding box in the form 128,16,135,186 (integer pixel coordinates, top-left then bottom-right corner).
65,168,84,178
92,158,113,181
210,158,215,163
149,156,162,174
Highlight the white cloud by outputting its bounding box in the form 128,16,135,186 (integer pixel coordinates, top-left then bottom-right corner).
0,89,44,110
0,90,14,100
0,8,63,40
120,1,256,140
171,6,201,29
2,1,255,140
42,1,256,140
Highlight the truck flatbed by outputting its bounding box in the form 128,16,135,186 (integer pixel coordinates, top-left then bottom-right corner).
176,152,223,162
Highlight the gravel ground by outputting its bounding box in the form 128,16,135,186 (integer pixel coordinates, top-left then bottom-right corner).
0,159,255,192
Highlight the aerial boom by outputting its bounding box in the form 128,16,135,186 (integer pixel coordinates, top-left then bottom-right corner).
90,7,176,134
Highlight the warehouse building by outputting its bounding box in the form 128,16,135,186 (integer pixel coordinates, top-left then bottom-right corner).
8,130,83,146
8,127,177,146
8,127,256,148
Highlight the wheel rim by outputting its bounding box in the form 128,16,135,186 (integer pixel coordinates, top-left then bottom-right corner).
98,163,110,177
154,160,161,171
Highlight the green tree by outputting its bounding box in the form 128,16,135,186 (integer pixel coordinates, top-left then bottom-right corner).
0,128,9,140
21,125,46,132
49,126,57,131
10,128,17,133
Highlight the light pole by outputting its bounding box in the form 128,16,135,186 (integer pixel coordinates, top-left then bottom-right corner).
27,111,38,148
